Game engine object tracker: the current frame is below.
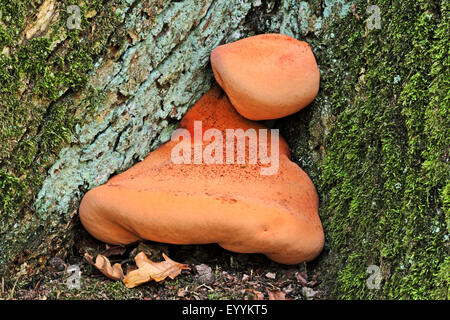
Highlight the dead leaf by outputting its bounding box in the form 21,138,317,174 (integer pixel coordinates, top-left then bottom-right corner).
267,289,286,300
177,288,188,298
123,252,190,288
101,245,126,257
252,290,265,300
307,280,318,287
84,253,124,281
129,242,169,261
295,272,308,286
265,272,276,279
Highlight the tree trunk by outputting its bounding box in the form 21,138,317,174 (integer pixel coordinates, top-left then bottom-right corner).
0,0,448,299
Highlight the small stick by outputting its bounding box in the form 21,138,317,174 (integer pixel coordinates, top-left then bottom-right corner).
33,278,42,293
351,2,360,20
9,276,20,299
195,283,213,291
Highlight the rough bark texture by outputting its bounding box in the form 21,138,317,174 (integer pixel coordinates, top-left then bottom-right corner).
0,0,448,299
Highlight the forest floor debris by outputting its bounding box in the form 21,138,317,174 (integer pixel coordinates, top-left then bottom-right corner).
1,232,326,300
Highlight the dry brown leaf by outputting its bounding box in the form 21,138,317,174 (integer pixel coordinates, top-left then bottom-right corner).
295,272,308,286
177,288,188,298
267,289,286,300
84,253,124,281
123,252,190,288
101,245,126,257
252,290,265,300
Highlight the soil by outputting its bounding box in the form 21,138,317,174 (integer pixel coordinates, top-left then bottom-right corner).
2,229,327,300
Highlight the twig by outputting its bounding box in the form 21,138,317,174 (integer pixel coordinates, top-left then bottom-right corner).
195,283,213,291
351,2,360,20
9,276,20,299
267,282,278,289
33,278,42,293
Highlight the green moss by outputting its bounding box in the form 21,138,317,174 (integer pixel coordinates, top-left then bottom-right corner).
285,0,449,299
42,277,140,300
0,0,29,48
0,0,121,277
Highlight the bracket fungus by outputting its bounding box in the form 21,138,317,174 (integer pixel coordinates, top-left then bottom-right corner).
79,87,324,265
211,33,320,120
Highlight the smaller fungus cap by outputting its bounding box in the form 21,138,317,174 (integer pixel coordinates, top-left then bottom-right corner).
211,33,320,120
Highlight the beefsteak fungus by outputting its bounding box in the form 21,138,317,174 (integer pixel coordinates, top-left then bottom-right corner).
79,87,324,264
211,33,320,120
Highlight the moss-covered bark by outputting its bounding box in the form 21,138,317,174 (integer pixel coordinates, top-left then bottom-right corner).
280,0,449,299
0,0,123,277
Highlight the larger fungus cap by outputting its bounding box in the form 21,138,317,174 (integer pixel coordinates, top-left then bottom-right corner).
79,87,324,264
211,33,320,120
